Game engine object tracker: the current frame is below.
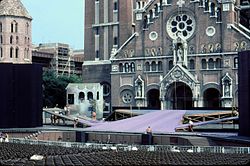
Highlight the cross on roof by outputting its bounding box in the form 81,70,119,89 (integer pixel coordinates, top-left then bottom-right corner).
177,0,185,8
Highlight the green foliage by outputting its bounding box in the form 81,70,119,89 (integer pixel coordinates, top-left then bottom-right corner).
43,70,82,108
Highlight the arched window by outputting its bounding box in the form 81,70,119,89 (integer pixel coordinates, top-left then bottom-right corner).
79,92,85,100
149,10,153,22
119,63,123,72
10,47,14,58
131,62,135,72
26,23,29,34
15,47,19,58
215,58,222,68
125,63,129,72
216,7,222,22
205,0,209,11
15,22,18,33
169,60,173,70
158,61,163,71
152,61,156,71
201,59,207,69
210,3,215,16
189,59,195,69
11,23,14,33
154,4,159,16
208,58,214,69
10,35,13,44
143,15,148,29
87,92,93,100
16,36,19,44
145,62,150,71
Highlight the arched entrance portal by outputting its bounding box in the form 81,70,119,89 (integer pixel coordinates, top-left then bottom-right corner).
203,88,220,108
147,89,161,109
169,82,193,110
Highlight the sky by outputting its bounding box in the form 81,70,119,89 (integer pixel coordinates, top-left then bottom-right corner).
21,0,84,50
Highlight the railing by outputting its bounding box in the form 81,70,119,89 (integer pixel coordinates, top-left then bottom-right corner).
9,138,250,154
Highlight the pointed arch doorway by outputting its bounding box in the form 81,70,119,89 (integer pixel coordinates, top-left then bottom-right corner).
167,82,193,110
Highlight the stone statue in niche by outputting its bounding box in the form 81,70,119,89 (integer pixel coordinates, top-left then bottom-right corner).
137,82,143,97
224,81,230,97
177,45,183,62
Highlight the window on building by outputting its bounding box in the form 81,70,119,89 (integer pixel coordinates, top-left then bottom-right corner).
68,94,74,104
15,47,18,58
26,23,29,34
143,15,148,29
97,92,99,100
95,50,99,59
215,58,222,68
189,59,195,70
210,3,215,16
205,0,209,11
11,23,14,33
216,7,222,22
169,60,173,70
10,35,13,44
119,63,123,72
234,57,238,68
16,36,19,44
103,83,111,96
154,4,159,16
145,62,150,71
0,47,2,58
87,92,93,100
15,22,18,33
79,92,85,100
201,59,207,69
167,0,172,4
208,58,214,69
0,35,2,44
10,47,13,58
114,2,118,10
114,36,118,46
131,62,135,72
125,63,129,72
0,22,2,32
149,10,153,22
95,27,99,35
158,61,163,71
152,61,157,71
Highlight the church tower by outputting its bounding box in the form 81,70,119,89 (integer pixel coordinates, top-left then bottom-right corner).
0,0,32,64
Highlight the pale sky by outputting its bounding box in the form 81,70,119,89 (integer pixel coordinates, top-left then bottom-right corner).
21,0,84,50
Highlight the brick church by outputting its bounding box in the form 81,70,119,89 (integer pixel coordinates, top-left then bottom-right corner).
83,0,250,112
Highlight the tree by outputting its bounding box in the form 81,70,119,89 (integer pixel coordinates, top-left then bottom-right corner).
43,70,82,108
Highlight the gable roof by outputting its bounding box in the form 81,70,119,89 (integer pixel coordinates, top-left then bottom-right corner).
0,0,32,19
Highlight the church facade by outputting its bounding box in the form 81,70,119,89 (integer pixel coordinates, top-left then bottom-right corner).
84,0,250,111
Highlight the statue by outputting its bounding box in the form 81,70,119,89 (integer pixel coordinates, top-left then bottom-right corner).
177,45,183,62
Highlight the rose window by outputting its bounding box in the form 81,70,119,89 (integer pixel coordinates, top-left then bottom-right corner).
166,13,196,40
121,90,133,104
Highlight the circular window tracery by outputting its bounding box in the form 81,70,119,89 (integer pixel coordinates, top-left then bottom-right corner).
166,13,196,40
121,90,133,104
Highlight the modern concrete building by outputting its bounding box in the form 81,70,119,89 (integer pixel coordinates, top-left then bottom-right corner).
32,43,83,77
83,0,250,112
0,0,32,64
